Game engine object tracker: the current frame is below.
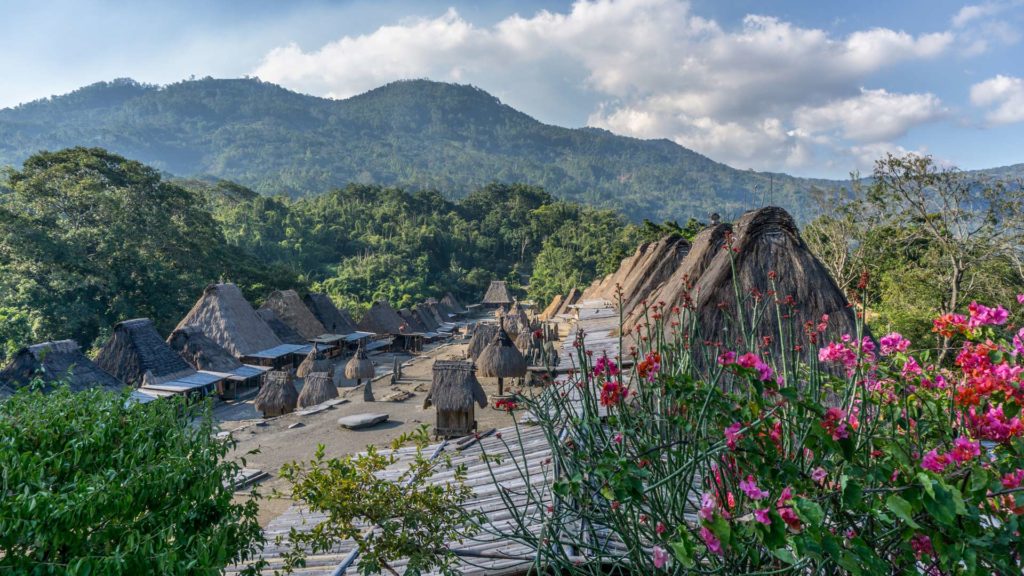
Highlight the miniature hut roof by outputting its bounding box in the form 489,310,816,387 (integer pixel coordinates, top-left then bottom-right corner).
625,222,732,328
582,235,691,314
166,325,243,373
0,339,124,393
344,345,375,380
503,303,532,337
686,207,859,351
441,292,468,314
297,371,338,408
413,305,440,330
482,280,513,305
357,300,406,335
255,308,305,344
303,292,357,335
398,308,428,333
296,343,334,378
515,329,536,352
260,290,327,341
477,324,528,378
424,360,487,411
96,318,194,386
538,294,563,321
467,322,499,361
254,371,298,414
175,283,282,357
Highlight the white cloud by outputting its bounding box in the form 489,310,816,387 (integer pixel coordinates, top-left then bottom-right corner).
970,75,1024,124
950,1,1023,54
253,0,956,172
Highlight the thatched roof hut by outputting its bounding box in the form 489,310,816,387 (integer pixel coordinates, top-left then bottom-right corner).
0,340,124,393
296,343,334,378
425,360,487,410
467,323,499,361
414,305,440,331
167,325,243,373
255,308,305,344
441,292,468,315
481,281,513,307
303,292,357,335
503,302,531,337
261,290,326,341
398,308,428,333
175,283,282,357
683,207,859,352
297,371,338,408
625,222,732,329
96,318,195,387
426,302,450,325
357,301,406,335
537,294,563,321
582,235,691,314
344,345,376,380
478,325,528,379
254,371,298,417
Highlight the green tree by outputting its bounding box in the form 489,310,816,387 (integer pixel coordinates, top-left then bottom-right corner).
0,385,265,574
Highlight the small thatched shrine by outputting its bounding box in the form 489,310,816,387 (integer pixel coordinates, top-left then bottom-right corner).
261,290,327,341
304,292,358,335
255,308,306,344
467,323,499,361
345,344,376,401
297,371,338,408
0,340,124,394
502,302,532,337
296,343,334,378
175,283,282,357
254,371,298,417
477,322,528,396
425,360,487,438
481,280,513,309
96,318,195,387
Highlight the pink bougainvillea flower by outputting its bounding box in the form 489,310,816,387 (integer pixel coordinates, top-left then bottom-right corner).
821,407,849,441
879,332,911,356
933,313,968,338
652,545,669,569
724,422,743,450
775,487,802,531
717,350,736,365
950,436,980,465
921,449,951,473
967,301,1009,329
753,508,771,525
600,380,624,407
910,534,934,560
739,475,769,500
655,521,667,535
1017,294,1024,305
810,467,828,484
736,352,759,369
593,354,620,377
612,432,623,445
1001,469,1024,489
699,526,723,556
901,356,922,377
699,492,716,521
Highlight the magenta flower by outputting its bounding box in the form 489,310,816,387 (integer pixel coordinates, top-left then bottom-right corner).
1001,469,1024,489
739,474,769,500
612,432,623,445
950,436,980,464
724,422,743,450
810,467,828,484
700,526,723,555
910,534,934,560
699,492,716,521
736,352,760,369
717,350,736,365
921,449,951,473
879,332,910,356
967,301,1009,329
753,508,771,524
901,356,922,377
652,545,669,569
1017,294,1024,304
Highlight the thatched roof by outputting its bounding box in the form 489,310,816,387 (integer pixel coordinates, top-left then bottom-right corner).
467,323,499,361
441,292,468,314
625,223,732,328
175,283,282,357
477,325,528,378
582,235,691,314
503,302,531,337
482,280,513,305
303,292,357,335
297,371,338,408
537,294,563,321
261,290,326,341
682,207,859,352
555,287,581,317
357,301,406,335
344,345,375,380
414,305,439,331
166,325,243,373
254,371,298,415
255,308,305,344
424,360,487,411
0,340,124,393
425,302,448,325
398,308,427,333
96,318,194,387
515,330,537,353
296,343,334,378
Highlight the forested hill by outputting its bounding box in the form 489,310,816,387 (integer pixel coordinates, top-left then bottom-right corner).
0,77,843,222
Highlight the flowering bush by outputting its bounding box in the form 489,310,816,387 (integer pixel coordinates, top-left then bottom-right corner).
488,282,1024,574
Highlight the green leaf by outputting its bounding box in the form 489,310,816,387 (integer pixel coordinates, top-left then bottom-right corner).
772,548,797,565
668,532,695,568
885,495,920,528
843,479,863,508
796,497,825,528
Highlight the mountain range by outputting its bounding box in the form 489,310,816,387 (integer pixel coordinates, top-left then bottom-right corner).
1,77,1020,222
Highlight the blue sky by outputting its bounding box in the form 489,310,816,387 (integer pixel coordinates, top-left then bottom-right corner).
1,0,1022,177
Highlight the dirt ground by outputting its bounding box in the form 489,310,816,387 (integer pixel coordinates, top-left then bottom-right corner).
220,331,529,527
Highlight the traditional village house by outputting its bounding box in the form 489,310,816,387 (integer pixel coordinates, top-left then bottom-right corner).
424,360,487,438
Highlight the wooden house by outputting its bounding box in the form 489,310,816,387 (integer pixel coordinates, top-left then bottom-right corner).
424,360,487,439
